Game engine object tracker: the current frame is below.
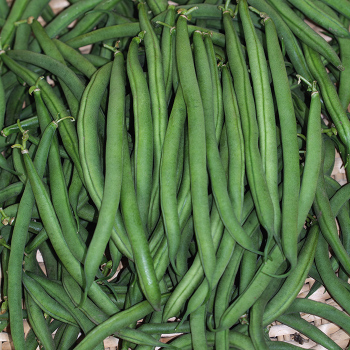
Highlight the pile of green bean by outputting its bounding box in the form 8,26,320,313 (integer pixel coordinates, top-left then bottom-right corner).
1,0,350,348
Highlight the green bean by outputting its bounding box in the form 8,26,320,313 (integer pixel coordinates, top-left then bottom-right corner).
7,118,59,350
127,34,153,229
169,330,255,350
240,0,281,241
120,127,161,311
264,15,300,268
0,0,9,19
0,52,83,180
0,0,30,47
319,0,350,20
338,16,350,111
277,313,342,350
175,9,215,290
297,82,322,234
313,144,350,275
262,224,319,325
13,0,50,50
160,5,176,103
285,298,350,336
65,22,141,48
23,268,78,326
0,74,5,132
53,39,97,78
222,8,275,256
315,231,350,315
21,131,120,316
32,87,87,263
74,293,170,350
59,0,123,42
162,202,224,321
146,0,167,16
303,44,350,160
7,49,85,101
83,51,124,304
160,86,186,271
57,324,80,350
268,0,343,69
24,290,56,350
41,0,103,40
190,303,208,349
287,0,350,38
1,116,39,138
139,2,168,232
204,33,223,143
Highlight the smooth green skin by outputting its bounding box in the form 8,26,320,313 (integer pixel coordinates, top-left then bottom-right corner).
120,129,162,311
117,327,178,349
65,22,141,48
24,291,56,350
0,53,83,181
0,0,9,18
77,62,132,260
285,298,350,335
57,325,80,350
315,232,350,316
313,152,350,276
325,176,350,281
287,0,349,38
160,86,186,272
247,0,310,81
61,269,110,326
1,116,39,137
139,2,168,232
33,89,87,263
249,288,270,350
223,11,275,252
59,0,122,42
297,91,322,234
277,313,342,350
25,271,98,333
194,31,256,251
0,0,29,46
176,13,215,290
0,153,21,176
7,49,85,100
23,272,78,326
83,52,125,305
190,304,208,350
0,76,5,132
262,224,319,325
214,212,259,350
169,331,255,350
53,39,97,78
73,294,170,350
303,44,350,159
204,34,223,143
162,202,224,322
42,0,102,39
13,0,50,50
338,16,350,111
240,0,280,239
127,37,153,229
146,0,167,15
267,0,343,69
319,0,350,20
161,6,176,103
265,17,300,268
22,150,119,316
216,242,285,331
7,120,58,350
